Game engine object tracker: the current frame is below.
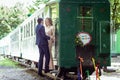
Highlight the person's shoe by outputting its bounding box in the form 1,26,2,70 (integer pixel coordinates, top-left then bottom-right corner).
44,70,50,73
38,73,45,77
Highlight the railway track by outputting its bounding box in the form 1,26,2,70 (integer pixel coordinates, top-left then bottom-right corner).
2,55,120,80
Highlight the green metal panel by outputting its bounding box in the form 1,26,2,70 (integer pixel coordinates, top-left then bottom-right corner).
98,21,111,66
94,3,110,21
93,2,110,66
58,3,77,68
99,21,110,54
94,2,110,53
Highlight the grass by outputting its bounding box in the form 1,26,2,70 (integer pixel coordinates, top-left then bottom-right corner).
0,57,22,68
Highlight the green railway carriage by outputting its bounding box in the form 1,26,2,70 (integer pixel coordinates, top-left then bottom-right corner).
46,0,111,78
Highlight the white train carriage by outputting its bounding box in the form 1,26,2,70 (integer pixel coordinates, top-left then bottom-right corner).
3,1,58,67
20,6,46,62
21,4,57,62
0,34,10,56
10,27,21,58
9,5,48,63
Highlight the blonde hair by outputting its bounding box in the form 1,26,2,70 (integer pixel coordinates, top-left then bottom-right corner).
45,18,53,27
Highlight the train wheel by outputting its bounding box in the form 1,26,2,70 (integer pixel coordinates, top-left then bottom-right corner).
57,67,67,79
98,66,102,76
103,66,116,72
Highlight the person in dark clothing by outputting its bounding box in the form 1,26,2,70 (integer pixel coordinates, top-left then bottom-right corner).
35,18,50,77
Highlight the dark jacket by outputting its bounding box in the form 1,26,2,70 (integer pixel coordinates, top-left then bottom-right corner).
35,24,50,46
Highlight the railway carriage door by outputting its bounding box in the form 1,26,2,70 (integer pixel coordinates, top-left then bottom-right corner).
99,21,110,54
76,5,95,66
98,21,111,66
48,3,59,66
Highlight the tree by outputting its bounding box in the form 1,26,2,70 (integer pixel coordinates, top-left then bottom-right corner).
27,0,50,16
0,2,27,39
110,0,120,31
0,6,11,39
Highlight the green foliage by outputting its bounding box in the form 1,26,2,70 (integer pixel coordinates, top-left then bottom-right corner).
109,0,120,31
33,0,50,5
0,58,21,68
0,2,27,39
75,36,83,47
27,0,50,15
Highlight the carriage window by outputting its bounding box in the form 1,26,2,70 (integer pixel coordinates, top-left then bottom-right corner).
10,32,19,42
78,6,93,32
26,25,28,37
24,26,26,38
42,13,44,18
21,27,23,40
31,20,33,36
79,6,92,17
49,4,59,59
34,18,37,35
26,23,30,37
